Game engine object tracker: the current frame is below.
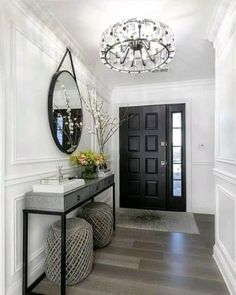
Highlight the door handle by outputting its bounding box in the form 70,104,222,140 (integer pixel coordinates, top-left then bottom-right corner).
161,161,167,166
161,141,167,146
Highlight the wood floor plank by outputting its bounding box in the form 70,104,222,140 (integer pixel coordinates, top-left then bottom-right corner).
114,228,212,249
110,237,135,248
111,234,211,250
133,240,212,257
94,252,140,269
92,263,228,295
139,258,224,281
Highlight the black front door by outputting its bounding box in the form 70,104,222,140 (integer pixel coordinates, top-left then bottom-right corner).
120,105,167,210
119,104,186,211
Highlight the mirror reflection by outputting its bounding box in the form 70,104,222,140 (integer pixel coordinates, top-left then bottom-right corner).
49,71,83,154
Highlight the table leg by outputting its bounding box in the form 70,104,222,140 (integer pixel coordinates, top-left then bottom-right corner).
61,214,66,295
112,183,116,230
22,210,28,295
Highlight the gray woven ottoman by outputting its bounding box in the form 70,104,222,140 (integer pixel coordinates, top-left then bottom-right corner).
45,218,93,285
82,202,113,248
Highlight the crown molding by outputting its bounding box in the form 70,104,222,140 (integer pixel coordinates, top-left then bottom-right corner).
8,0,112,98
112,78,215,97
206,0,236,54
206,0,231,43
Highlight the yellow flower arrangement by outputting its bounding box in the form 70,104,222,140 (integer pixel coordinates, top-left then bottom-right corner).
70,150,105,167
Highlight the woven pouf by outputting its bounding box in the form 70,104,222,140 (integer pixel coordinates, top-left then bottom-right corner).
45,218,93,285
82,202,113,248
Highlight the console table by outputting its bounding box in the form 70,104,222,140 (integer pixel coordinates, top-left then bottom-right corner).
22,174,115,295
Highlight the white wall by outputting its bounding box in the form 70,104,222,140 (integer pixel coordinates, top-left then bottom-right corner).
1,1,111,294
208,1,236,294
0,8,6,295
111,79,215,214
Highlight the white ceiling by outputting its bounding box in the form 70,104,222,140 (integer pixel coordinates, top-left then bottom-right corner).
36,0,215,88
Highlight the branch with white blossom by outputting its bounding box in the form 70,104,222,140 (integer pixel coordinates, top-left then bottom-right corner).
80,85,131,153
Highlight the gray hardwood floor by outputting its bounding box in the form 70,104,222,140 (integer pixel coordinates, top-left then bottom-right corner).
33,214,229,295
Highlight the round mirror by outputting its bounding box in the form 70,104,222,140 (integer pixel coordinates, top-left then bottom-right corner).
48,70,83,154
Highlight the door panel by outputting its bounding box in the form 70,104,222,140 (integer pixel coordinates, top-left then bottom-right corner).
120,105,167,210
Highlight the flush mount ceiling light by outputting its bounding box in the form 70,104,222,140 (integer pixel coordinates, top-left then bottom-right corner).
100,18,175,74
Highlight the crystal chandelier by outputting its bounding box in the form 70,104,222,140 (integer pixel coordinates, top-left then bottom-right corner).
100,18,175,73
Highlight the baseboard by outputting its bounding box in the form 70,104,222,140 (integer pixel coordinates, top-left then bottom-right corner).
213,244,236,295
192,207,215,215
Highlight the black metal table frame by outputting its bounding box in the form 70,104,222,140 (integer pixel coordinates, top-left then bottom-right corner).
22,183,115,295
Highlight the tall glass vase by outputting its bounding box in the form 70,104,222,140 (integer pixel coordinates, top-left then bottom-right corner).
81,165,97,179
98,146,107,170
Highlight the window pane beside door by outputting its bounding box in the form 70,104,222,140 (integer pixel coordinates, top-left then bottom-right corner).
172,112,183,198
172,113,181,128
173,129,182,146
173,147,181,163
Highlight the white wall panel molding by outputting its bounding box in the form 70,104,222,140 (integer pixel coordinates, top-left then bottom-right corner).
5,166,73,187
215,85,236,165
13,195,24,275
9,22,70,165
215,185,236,249
7,16,109,166
214,184,236,294
7,253,44,295
12,156,69,165
13,195,46,275
215,187,235,293
214,169,236,185
216,158,236,166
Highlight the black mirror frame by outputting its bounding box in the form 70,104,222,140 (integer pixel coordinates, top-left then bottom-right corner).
48,49,83,154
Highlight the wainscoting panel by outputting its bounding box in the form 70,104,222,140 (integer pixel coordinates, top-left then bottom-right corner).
214,173,236,295
11,24,68,164
217,186,235,261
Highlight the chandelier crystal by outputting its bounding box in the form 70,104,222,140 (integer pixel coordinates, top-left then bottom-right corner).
100,18,175,73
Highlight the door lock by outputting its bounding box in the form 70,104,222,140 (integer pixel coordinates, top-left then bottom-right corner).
161,161,167,166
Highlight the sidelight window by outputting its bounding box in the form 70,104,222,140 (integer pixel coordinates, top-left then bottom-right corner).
172,112,183,197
